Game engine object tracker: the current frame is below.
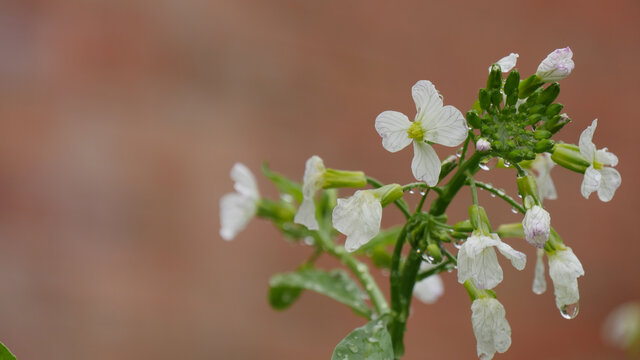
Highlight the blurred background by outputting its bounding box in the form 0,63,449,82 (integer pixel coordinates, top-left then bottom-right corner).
0,0,638,359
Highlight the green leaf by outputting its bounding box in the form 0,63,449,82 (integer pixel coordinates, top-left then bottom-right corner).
261,163,303,204
331,317,394,360
268,268,372,318
0,342,16,360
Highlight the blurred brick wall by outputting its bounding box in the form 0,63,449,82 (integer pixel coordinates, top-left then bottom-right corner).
0,1,638,359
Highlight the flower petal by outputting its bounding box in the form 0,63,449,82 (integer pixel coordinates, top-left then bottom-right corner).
471,298,512,360
412,80,442,121
332,190,382,252
532,248,547,295
491,53,519,73
494,238,527,271
522,205,551,248
531,153,557,200
231,163,259,199
548,247,584,310
411,142,441,186
578,119,597,161
536,47,575,82
375,111,413,152
413,273,444,304
423,105,468,147
472,248,502,290
581,165,601,199
219,193,257,241
596,149,619,167
597,167,621,202
294,197,319,230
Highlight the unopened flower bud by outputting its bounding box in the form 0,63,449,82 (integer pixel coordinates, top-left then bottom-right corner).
476,138,491,152
536,47,575,82
522,205,551,248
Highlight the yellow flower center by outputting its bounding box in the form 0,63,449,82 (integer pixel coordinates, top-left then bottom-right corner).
407,121,426,142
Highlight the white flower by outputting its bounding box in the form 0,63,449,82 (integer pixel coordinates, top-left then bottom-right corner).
548,247,584,312
522,205,550,248
579,119,621,202
602,302,640,350
332,190,382,252
375,80,468,186
536,47,575,82
532,248,547,295
294,155,326,230
413,263,444,304
490,53,519,73
471,298,512,360
219,163,260,241
476,138,491,152
457,232,527,290
529,153,557,200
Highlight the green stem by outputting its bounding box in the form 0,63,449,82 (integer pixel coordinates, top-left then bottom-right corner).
414,189,430,214
390,151,483,359
367,177,411,219
473,181,525,213
313,232,390,315
415,258,453,281
468,174,479,205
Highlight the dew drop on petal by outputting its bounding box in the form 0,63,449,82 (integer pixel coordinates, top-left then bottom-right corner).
560,302,580,319
348,344,359,353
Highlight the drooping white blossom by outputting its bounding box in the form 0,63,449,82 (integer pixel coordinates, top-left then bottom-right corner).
375,80,468,186
532,248,547,295
522,205,551,248
332,190,382,252
548,247,584,312
471,297,512,360
490,53,519,73
294,155,326,230
536,47,575,82
457,232,527,290
413,263,444,304
219,163,260,241
579,119,621,202
529,153,557,200
602,302,640,350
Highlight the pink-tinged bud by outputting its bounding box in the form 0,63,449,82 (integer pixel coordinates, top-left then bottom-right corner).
536,47,575,82
522,205,551,248
476,138,491,152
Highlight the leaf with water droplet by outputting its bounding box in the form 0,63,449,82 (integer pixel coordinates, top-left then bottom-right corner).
331,317,394,360
268,268,372,318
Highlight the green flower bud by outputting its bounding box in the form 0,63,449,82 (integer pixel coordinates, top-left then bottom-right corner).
323,169,367,189
491,90,503,108
518,74,543,99
529,104,546,114
516,175,541,206
487,64,503,90
479,89,491,110
536,83,560,106
504,70,520,96
469,205,491,234
545,103,564,117
454,219,473,232
373,183,404,207
467,111,482,128
551,143,590,173
257,198,296,223
534,139,555,153
426,242,443,263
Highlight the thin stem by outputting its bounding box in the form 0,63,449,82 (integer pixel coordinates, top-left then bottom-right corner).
367,177,411,219
304,248,323,266
414,189,430,214
415,259,452,281
513,163,527,177
313,231,390,315
473,180,525,213
458,134,471,166
468,174,479,205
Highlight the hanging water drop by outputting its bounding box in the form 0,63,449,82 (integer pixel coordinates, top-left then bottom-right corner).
454,238,465,249
479,163,490,171
422,253,435,264
490,192,496,198
456,148,463,158
303,236,315,246
409,189,415,194
503,160,511,167
560,302,580,319
511,207,518,213
420,190,426,196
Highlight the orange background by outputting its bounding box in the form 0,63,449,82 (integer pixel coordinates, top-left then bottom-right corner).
0,1,639,359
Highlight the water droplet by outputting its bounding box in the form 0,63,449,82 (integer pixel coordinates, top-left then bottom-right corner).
496,189,505,196
560,303,579,319
455,148,463,158
517,194,522,198
503,160,511,168
454,238,465,249
409,189,415,194
416,249,421,254
381,269,390,277
420,190,426,196
422,253,435,264
280,194,294,203
511,207,518,213
490,192,496,198
479,163,490,171
367,337,379,344
348,344,359,353
303,236,315,246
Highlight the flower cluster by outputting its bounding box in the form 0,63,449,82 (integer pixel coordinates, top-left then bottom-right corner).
219,47,621,360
